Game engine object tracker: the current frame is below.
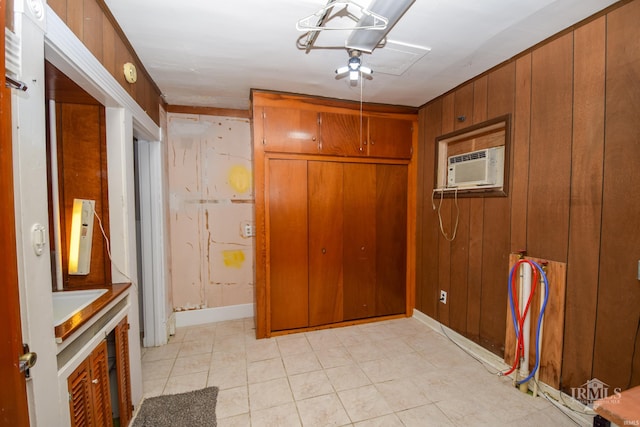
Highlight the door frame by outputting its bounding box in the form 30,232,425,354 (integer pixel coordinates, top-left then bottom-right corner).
136,138,170,347
1,0,30,423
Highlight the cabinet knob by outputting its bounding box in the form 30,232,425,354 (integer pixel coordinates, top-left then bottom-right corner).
312,136,316,141
92,379,99,384
370,139,375,145
361,246,365,251
321,248,326,254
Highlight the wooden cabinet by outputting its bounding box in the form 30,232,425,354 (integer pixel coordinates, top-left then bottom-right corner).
261,107,319,154
254,90,417,337
68,340,112,427
367,117,413,159
267,159,408,331
67,317,132,427
259,105,413,159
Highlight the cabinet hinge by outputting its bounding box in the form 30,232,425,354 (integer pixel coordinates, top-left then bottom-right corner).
68,392,72,402
126,322,131,331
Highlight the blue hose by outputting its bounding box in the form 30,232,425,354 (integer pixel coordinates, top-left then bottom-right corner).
513,260,549,385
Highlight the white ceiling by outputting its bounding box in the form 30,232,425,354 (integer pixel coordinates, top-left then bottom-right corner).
103,0,617,110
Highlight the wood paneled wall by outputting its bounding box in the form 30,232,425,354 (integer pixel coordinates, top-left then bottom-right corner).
54,103,111,288
416,0,640,393
47,0,162,125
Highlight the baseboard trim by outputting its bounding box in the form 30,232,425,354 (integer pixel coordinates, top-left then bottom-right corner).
175,303,254,328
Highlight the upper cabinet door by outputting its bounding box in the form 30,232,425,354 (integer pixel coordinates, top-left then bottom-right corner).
262,107,319,154
368,117,413,159
319,113,363,157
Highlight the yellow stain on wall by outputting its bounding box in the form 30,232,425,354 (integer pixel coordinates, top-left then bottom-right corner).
228,165,251,194
222,250,245,268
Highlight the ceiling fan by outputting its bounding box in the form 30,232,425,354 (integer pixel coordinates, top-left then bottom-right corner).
335,49,372,85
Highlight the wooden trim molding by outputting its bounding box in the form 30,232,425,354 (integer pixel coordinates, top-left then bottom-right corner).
166,104,251,119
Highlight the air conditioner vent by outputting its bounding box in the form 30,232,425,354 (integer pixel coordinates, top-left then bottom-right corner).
449,150,487,164
5,28,21,77
447,146,504,188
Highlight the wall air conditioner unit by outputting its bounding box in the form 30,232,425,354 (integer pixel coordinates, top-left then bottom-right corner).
447,146,504,189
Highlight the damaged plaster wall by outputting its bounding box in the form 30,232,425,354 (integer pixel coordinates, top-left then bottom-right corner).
167,113,254,312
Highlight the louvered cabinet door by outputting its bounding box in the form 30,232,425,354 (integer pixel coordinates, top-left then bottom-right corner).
90,340,113,427
115,317,133,426
68,358,94,427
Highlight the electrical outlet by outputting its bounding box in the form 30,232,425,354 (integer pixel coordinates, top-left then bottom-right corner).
440,290,447,304
243,224,255,238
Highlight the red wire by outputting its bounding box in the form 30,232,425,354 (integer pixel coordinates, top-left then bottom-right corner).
503,260,539,377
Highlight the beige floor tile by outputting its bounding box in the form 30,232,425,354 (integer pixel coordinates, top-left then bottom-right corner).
306,329,343,351
139,316,588,427
282,352,322,376
338,384,393,423
250,402,302,427
178,339,214,357
296,393,351,426
208,359,247,390
247,357,285,383
353,413,404,427
141,358,174,381
289,370,334,401
276,334,313,356
325,363,371,391
395,403,455,427
216,385,250,419
171,352,212,377
216,413,251,427
245,338,280,362
141,342,181,362
375,378,430,412
142,377,167,398
248,377,294,411
163,372,208,395
315,345,354,369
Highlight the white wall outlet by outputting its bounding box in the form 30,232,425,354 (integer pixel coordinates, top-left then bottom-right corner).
440,290,447,304
243,223,255,238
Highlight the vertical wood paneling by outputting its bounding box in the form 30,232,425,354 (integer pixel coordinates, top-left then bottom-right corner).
67,0,84,40
466,77,488,341
562,17,606,391
102,16,117,78
510,54,532,253
436,93,455,325
375,164,408,316
416,0,640,387
449,84,474,333
479,63,515,355
83,0,104,61
58,103,110,287
527,34,574,262
48,0,68,20
418,100,442,319
593,0,640,390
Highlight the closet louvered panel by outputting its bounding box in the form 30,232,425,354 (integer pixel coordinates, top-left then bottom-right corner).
68,359,93,427
67,340,113,427
115,317,133,427
90,340,113,427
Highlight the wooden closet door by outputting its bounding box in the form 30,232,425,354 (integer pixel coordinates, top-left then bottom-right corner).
375,165,408,316
308,161,344,326
268,159,309,330
343,163,377,320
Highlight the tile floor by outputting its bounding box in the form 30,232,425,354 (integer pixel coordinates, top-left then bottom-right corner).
140,317,585,426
